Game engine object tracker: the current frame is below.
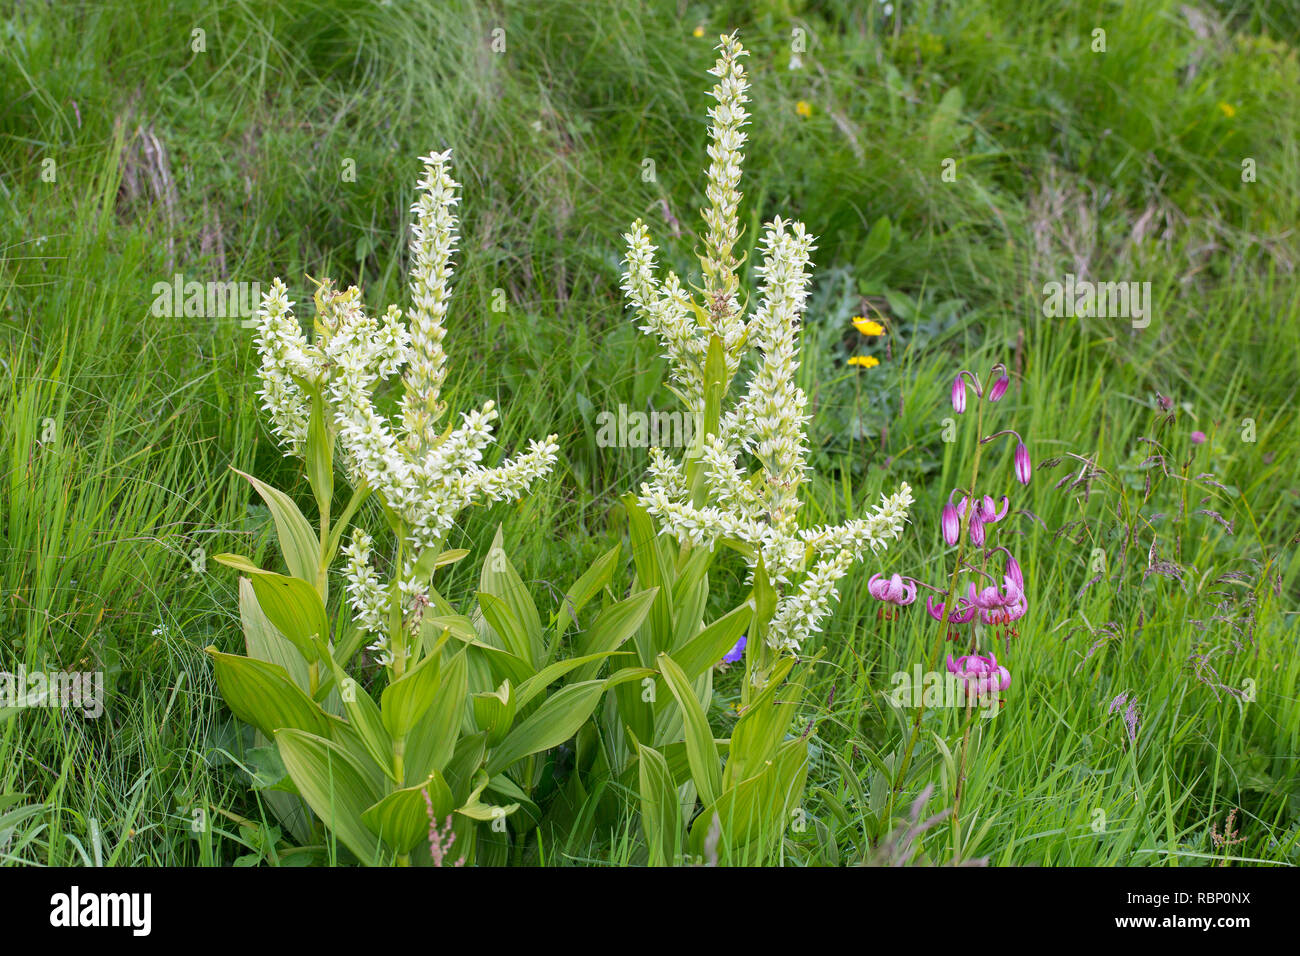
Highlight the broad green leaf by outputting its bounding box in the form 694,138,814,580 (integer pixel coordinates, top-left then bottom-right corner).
484,774,541,828
361,770,453,855
478,526,543,667
635,741,682,867
403,650,468,785
573,587,657,683
443,732,488,805
471,680,515,746
625,497,675,663
238,577,309,690
275,728,383,864
457,768,519,822
321,655,394,781
554,544,620,637
657,653,721,808
669,550,712,651
380,649,442,740
672,602,752,681
476,591,533,665
206,648,329,739
214,557,327,663
231,468,319,587
727,657,801,785
691,736,809,858
421,614,479,647
486,679,607,775
515,652,628,709
304,395,333,568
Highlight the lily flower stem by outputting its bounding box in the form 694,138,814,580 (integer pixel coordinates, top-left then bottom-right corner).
951,695,976,859
889,401,985,812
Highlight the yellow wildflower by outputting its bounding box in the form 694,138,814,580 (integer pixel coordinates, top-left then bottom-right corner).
1218,102,1236,118
852,316,885,336
693,25,705,38
849,355,880,368
795,100,813,118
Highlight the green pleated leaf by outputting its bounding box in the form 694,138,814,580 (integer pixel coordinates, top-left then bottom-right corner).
214,556,327,663
361,769,453,856
476,591,533,666
231,468,320,588
403,649,468,785
657,652,721,808
238,577,309,691
274,728,383,865
672,602,753,681
380,648,443,740
554,543,620,637
471,680,515,746
572,587,657,683
486,679,607,775
206,648,329,739
635,741,683,867
321,655,394,782
478,526,543,667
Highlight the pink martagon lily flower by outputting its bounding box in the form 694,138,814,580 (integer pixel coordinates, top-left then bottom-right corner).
868,573,917,606
951,376,967,414
946,652,1011,696
926,593,976,625
988,375,1010,402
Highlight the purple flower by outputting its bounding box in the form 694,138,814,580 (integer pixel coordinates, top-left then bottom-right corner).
946,652,1011,697
966,577,1026,628
951,376,967,414
868,573,917,606
1005,553,1024,592
1014,442,1031,485
988,375,1010,402
721,635,747,664
1190,430,1206,445
968,509,986,546
941,500,960,546
926,593,976,625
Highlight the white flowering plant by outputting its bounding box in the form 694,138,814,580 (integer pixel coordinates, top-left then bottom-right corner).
617,35,913,863
207,153,656,865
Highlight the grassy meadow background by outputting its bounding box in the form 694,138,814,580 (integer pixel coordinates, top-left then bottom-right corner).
1,0,1297,865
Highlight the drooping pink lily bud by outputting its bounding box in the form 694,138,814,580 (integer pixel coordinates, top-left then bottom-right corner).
941,501,960,546
951,376,967,414
1005,553,1024,592
968,509,986,546
988,376,1010,402
1015,442,1032,485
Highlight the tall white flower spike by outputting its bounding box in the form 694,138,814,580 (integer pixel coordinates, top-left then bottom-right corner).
254,151,559,663
624,35,912,655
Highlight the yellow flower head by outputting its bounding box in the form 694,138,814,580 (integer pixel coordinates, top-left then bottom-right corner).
1218,102,1236,118
795,100,813,118
849,355,880,369
852,316,885,336
693,25,705,38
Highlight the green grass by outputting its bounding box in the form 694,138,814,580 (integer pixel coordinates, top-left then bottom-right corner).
1,0,1296,865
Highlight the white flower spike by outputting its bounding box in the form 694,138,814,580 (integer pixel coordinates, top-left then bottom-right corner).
625,34,912,655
